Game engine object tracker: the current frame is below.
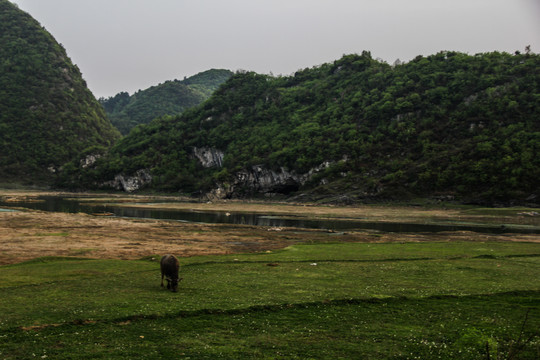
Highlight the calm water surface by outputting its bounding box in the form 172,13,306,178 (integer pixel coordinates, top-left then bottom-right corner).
1,196,538,234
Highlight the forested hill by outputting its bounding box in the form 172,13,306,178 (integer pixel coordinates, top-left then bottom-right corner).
99,69,233,135
61,51,540,204
0,0,120,182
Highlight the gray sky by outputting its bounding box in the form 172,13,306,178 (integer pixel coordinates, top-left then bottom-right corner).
11,0,540,98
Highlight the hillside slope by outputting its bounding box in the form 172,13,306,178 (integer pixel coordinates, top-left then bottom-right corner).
0,0,120,182
99,69,233,135
61,51,540,204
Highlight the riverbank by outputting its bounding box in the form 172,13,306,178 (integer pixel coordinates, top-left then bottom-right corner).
2,189,539,226
1,190,539,265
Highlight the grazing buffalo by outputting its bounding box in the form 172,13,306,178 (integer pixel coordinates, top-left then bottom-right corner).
160,254,181,292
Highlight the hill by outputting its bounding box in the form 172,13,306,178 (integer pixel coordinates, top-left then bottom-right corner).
99,69,233,135
59,51,540,204
0,0,121,183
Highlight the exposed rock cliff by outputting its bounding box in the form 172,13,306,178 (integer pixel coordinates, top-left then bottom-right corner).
80,154,101,169
103,169,152,192
235,165,301,193
192,147,224,168
206,161,337,200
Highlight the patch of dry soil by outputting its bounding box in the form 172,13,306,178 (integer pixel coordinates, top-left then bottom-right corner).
1,190,538,265
1,209,538,265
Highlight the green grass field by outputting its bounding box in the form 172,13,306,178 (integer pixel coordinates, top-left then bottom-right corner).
1,241,539,359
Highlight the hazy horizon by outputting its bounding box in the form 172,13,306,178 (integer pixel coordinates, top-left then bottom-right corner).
11,0,540,98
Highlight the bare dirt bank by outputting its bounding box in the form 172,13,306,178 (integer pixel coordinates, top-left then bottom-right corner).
1,209,538,266
1,190,539,265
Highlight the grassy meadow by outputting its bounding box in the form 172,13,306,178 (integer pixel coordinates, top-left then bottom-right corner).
0,241,539,359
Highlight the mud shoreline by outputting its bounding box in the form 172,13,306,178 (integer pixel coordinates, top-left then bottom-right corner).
1,190,538,265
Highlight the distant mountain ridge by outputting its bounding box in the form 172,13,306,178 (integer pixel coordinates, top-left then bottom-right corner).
99,69,233,135
0,0,120,182
61,50,540,205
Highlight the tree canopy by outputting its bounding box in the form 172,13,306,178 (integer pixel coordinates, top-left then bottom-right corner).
99,69,233,135
61,50,540,203
0,0,120,182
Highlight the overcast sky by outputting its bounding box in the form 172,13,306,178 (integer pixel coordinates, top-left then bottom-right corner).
11,0,540,98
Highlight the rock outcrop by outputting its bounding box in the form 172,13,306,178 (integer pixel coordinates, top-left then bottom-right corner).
206,161,339,200
104,169,152,192
192,147,224,168
80,154,101,169
235,165,301,193
103,152,342,197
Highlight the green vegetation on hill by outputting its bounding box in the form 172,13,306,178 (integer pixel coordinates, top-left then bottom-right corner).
61,50,540,203
99,69,233,135
0,0,120,182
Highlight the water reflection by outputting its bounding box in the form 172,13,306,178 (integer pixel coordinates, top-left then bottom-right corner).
1,196,538,234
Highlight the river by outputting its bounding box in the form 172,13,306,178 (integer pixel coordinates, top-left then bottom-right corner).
1,195,538,234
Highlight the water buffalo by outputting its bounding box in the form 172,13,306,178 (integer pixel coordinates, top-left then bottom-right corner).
160,254,181,292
